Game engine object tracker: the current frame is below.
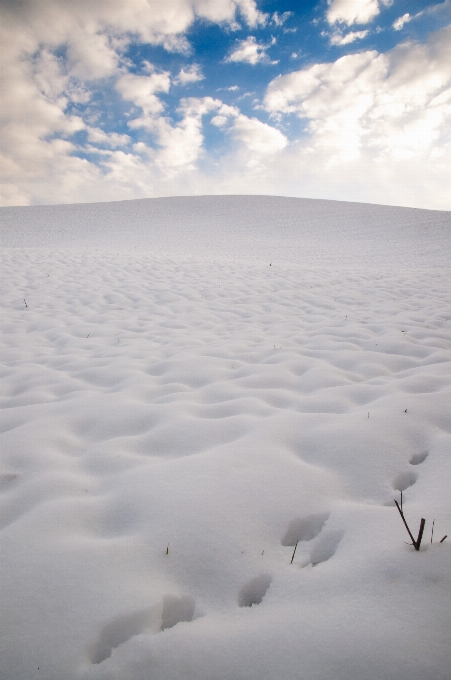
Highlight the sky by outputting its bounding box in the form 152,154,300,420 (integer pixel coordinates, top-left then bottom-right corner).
1,0,450,209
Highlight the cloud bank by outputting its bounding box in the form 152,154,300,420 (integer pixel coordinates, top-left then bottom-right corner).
0,0,450,209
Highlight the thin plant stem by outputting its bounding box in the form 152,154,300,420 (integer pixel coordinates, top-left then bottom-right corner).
394,500,416,546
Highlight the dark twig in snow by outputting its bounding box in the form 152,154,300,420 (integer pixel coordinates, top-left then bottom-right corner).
394,500,426,551
416,518,426,551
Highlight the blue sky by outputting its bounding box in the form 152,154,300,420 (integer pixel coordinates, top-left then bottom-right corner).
1,0,450,208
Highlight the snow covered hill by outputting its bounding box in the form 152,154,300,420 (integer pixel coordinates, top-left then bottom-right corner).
2,195,451,266
1,196,450,680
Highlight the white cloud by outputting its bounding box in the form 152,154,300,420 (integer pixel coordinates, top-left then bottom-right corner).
66,29,121,80
192,0,267,27
116,70,172,122
0,183,31,207
131,97,222,175
0,1,449,210
156,98,287,171
226,36,277,65
175,64,204,85
262,26,451,205
272,11,292,27
326,0,380,26
232,0,268,27
264,26,451,157
0,0,265,204
0,32,88,205
151,117,206,172
86,128,131,148
211,105,287,154
227,115,288,155
330,29,369,45
392,3,451,32
393,13,411,31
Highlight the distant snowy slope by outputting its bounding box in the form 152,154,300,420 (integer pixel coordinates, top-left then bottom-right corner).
1,195,450,266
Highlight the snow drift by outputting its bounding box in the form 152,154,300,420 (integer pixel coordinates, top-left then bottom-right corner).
1,196,450,680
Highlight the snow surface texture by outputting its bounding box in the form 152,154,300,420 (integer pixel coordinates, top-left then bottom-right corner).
1,195,450,680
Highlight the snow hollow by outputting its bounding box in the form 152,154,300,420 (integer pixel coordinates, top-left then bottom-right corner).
1,195,450,680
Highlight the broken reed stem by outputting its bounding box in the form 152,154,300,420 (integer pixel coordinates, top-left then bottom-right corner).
440,535,447,543
416,518,426,551
290,541,299,564
431,519,435,543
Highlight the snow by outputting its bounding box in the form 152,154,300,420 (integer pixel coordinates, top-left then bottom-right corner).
1,195,450,680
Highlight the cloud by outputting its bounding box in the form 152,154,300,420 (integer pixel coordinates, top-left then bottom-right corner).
227,115,287,155
231,0,268,27
151,97,220,173
116,71,171,117
272,11,292,27
329,29,369,45
183,0,267,28
225,36,277,65
262,26,451,206
86,128,131,148
0,0,266,205
264,26,451,158
393,13,411,31
326,0,381,26
0,1,449,210
211,107,287,155
114,97,220,176
393,2,451,32
147,97,287,175
175,64,204,85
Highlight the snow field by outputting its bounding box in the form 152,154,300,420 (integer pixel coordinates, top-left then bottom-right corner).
1,197,451,680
